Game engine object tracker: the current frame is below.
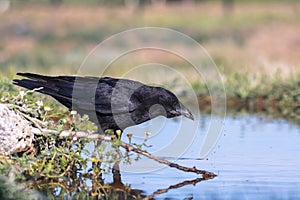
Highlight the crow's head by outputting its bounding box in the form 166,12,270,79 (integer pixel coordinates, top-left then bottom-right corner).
156,88,194,121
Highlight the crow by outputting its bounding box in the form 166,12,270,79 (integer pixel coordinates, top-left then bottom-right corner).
13,73,194,133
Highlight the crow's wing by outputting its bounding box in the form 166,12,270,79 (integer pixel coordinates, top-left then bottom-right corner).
94,77,145,114
71,77,162,115
14,73,147,115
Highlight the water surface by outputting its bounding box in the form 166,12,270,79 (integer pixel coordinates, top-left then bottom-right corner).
103,113,300,199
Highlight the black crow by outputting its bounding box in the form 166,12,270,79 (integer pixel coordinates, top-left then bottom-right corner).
13,73,194,133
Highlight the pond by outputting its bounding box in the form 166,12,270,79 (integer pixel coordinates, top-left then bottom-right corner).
99,113,300,199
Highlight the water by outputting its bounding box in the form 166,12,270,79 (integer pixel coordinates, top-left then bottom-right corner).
102,113,300,199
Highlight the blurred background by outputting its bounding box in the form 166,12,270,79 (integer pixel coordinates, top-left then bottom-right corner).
1,0,299,77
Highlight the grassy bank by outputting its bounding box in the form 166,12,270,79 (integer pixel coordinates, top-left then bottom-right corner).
198,74,300,122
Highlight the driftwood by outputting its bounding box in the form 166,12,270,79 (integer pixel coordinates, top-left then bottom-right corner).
59,130,217,177
0,104,34,156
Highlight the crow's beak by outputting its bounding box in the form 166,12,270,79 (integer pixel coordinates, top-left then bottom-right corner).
180,103,194,121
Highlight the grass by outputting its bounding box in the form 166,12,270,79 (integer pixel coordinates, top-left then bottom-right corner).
224,73,300,121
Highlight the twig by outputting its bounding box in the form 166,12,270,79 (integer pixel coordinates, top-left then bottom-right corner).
58,131,217,177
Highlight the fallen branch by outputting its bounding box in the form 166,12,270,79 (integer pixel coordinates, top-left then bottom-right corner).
58,130,217,178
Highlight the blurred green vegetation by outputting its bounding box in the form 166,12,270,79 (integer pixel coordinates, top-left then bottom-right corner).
1,1,300,73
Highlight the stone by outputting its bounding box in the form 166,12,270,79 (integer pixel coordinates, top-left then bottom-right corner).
0,104,34,155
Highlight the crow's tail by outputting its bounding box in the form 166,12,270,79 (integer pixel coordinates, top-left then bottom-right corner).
15,72,52,82
13,73,59,93
13,73,73,108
